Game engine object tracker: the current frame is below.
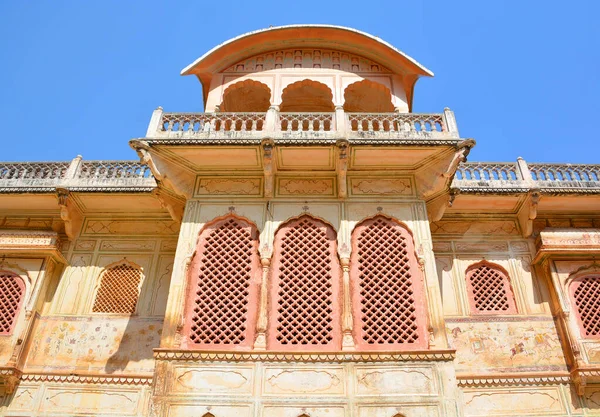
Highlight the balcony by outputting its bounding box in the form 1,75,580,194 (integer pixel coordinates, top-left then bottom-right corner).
0,158,155,193
453,160,600,193
144,107,461,143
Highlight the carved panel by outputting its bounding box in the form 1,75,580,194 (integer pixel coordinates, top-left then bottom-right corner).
349,178,413,196
462,388,565,416
74,240,96,251
173,366,253,394
40,387,141,415
99,240,156,251
432,241,452,252
355,366,437,395
166,404,252,417
277,178,335,196
6,384,39,410
160,240,178,252
83,219,180,236
263,367,345,395
223,48,392,73
195,177,262,197
455,242,509,253
262,405,347,417
357,405,440,417
430,220,519,237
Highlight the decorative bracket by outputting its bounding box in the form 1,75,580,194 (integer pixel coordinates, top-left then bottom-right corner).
517,189,541,237
129,139,193,199
336,140,349,198
55,188,83,241
261,139,275,198
152,188,185,223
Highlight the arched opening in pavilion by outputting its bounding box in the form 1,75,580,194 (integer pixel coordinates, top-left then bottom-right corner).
220,79,271,112
279,79,335,112
343,79,394,113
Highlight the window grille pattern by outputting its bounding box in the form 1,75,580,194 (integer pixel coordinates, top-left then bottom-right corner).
92,263,142,314
466,263,517,314
351,216,427,349
186,217,260,348
0,272,25,334
572,276,600,337
269,216,341,350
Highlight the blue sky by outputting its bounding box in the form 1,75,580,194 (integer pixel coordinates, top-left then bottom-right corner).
1,1,598,163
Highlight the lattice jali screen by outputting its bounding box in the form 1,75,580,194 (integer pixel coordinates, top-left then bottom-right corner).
571,276,600,338
268,216,341,351
0,272,25,334
92,263,142,314
466,263,517,314
351,216,427,350
185,217,261,349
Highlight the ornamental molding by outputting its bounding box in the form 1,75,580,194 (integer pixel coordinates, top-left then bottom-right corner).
0,230,61,250
457,373,571,387
153,349,456,362
20,373,153,386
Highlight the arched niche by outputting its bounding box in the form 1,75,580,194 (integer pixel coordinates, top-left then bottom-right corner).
280,79,334,112
220,79,271,112
343,79,394,112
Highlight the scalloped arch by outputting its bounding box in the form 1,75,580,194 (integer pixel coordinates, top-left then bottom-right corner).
220,79,271,112
344,79,395,112
280,79,334,112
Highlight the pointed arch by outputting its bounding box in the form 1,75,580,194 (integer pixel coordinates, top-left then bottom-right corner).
268,214,342,351
350,215,428,350
343,79,394,112
280,79,334,112
92,259,143,314
220,79,271,112
465,261,517,315
0,271,26,334
184,215,261,349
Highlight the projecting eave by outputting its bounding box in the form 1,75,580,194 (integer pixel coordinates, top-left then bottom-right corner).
181,25,433,104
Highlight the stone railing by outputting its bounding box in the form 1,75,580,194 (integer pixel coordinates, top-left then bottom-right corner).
0,158,155,192
145,107,461,141
453,159,600,193
0,162,70,191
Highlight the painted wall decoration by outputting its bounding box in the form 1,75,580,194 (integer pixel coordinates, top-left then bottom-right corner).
447,318,567,372
26,316,163,374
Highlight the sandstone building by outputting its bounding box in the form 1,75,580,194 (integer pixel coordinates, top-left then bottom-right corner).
1,25,600,416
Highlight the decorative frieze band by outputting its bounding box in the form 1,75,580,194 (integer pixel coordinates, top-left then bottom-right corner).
153,349,456,362
457,374,571,387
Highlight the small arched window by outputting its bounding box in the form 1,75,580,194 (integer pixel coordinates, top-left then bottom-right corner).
268,215,341,351
92,262,142,314
0,271,26,335
184,216,261,349
570,276,600,338
466,262,517,315
351,216,428,350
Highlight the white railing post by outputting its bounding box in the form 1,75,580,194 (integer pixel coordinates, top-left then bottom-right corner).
65,155,83,179
443,107,460,138
146,106,164,137
516,157,533,184
335,105,346,135
265,105,279,132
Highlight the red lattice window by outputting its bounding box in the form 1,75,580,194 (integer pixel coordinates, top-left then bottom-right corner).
92,263,142,314
0,272,25,335
184,216,261,349
571,276,600,338
466,263,517,315
351,216,428,350
268,215,341,351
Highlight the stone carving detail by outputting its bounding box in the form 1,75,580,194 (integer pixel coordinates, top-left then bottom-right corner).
266,369,341,393
356,369,434,394
455,242,508,252
0,230,61,249
74,240,96,251
160,240,178,251
84,219,180,235
196,178,261,195
350,178,412,195
224,48,392,73
176,369,248,391
44,390,137,413
430,220,518,236
278,178,333,195
464,390,562,414
100,240,156,251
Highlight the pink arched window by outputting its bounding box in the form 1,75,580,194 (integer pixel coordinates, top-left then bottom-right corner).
466,262,517,315
570,276,600,338
350,216,428,350
0,271,26,335
268,215,342,351
184,216,261,350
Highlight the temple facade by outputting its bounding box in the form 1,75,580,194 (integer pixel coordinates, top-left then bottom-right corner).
1,25,600,417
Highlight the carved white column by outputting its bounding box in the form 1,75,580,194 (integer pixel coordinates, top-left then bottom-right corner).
265,105,279,133
146,106,164,137
340,256,355,350
443,107,459,138
254,257,271,350
335,105,346,136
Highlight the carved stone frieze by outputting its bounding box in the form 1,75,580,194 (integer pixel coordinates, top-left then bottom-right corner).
350,178,413,196
83,219,180,236
277,178,334,196
195,178,262,196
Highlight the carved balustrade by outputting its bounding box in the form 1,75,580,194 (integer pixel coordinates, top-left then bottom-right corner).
146,107,461,140
0,160,155,192
453,161,600,193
